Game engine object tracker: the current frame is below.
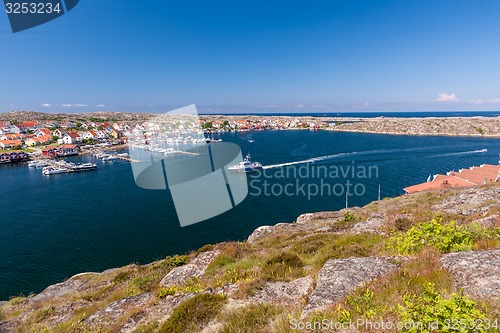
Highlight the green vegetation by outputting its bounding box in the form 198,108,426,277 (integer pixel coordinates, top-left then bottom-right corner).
261,251,305,281
388,219,473,255
202,121,213,129
158,293,226,333
343,211,357,222
399,283,489,333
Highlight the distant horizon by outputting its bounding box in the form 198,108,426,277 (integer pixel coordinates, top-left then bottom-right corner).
1,109,500,116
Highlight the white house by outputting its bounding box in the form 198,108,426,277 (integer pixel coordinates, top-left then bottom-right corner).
52,129,63,138
81,130,97,141
95,130,107,140
62,132,82,144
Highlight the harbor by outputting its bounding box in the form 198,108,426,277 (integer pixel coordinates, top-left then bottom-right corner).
28,159,97,175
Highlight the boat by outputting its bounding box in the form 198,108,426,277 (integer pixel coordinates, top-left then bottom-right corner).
228,153,263,172
35,162,48,169
28,161,39,167
102,155,118,161
71,163,97,171
42,166,67,175
248,139,255,143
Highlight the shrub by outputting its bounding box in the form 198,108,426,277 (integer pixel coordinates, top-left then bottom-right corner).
398,282,489,333
343,211,357,222
261,252,304,281
158,293,226,333
388,219,472,255
163,255,187,267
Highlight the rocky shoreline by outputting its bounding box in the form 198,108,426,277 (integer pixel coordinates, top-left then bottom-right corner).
1,184,499,332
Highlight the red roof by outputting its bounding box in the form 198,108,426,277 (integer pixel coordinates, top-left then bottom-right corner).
60,144,78,149
404,164,500,194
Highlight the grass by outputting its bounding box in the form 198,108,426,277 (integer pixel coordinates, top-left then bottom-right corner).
158,293,226,333
219,303,282,333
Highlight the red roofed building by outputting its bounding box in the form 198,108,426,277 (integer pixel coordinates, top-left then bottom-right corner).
0,139,22,149
404,164,500,194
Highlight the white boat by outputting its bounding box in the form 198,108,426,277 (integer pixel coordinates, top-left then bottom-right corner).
28,161,39,167
42,167,67,175
102,155,118,161
35,162,48,169
248,139,255,143
228,153,263,172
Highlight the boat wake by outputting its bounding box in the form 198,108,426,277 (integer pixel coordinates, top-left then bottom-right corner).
425,149,488,158
262,148,488,170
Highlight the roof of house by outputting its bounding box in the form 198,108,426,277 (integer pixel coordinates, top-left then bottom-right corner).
66,132,81,138
0,139,22,146
404,164,500,193
22,121,38,128
60,144,78,149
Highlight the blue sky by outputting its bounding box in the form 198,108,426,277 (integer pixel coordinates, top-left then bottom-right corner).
1,0,500,113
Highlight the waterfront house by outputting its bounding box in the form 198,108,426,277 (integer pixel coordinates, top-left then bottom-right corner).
0,151,29,163
42,147,59,157
58,144,80,156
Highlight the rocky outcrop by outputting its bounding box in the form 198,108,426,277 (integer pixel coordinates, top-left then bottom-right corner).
159,250,220,287
352,213,386,234
250,276,314,306
432,187,500,217
247,226,274,244
329,116,500,137
82,293,154,330
441,250,500,299
28,278,86,303
296,211,343,224
120,293,195,333
302,257,399,316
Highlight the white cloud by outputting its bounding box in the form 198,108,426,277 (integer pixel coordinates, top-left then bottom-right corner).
296,104,304,108
62,104,89,107
470,98,500,104
257,104,278,109
42,103,51,107
436,93,458,102
363,102,369,107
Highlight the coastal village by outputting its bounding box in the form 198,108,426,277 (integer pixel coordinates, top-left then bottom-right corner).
1,111,499,192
